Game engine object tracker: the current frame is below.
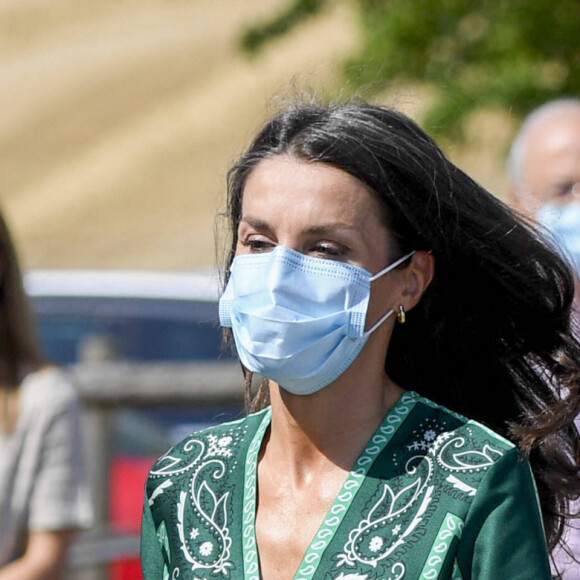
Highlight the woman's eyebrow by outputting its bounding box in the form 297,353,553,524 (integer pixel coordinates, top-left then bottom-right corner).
240,217,359,235
239,216,275,233
304,223,360,235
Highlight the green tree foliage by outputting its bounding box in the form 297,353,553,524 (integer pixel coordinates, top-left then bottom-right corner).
240,0,580,135
240,0,326,54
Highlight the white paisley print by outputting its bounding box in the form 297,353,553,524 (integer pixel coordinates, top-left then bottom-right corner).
142,393,551,580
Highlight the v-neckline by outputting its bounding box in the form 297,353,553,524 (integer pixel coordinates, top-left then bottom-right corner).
241,391,419,580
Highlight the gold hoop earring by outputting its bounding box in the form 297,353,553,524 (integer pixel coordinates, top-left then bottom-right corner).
396,305,406,324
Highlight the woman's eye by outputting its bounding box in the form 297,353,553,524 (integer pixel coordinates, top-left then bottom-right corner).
311,244,346,259
242,238,275,253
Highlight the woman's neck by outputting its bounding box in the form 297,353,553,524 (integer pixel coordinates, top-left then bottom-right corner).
261,367,404,483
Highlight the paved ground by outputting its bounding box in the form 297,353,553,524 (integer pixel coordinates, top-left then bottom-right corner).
0,0,512,270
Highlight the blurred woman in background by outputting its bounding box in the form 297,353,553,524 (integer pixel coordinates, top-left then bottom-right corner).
0,208,92,579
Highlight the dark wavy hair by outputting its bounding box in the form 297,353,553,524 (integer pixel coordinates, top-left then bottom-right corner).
0,207,45,432
222,100,580,555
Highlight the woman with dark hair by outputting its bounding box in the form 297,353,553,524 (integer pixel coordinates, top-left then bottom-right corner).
0,208,92,578
141,100,580,579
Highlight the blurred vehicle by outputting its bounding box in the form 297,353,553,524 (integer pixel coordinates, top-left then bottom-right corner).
25,269,227,364
24,270,241,579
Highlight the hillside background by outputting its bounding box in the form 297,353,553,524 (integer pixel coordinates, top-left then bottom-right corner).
0,0,515,270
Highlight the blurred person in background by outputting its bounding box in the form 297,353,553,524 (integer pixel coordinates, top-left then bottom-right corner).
0,208,92,578
508,98,580,578
508,98,580,292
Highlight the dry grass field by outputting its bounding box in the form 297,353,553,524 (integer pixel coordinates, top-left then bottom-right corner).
0,0,514,270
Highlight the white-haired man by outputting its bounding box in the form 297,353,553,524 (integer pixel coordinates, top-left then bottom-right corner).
509,98,580,281
508,98,580,578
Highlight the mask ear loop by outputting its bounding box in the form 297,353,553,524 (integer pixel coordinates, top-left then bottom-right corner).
364,308,395,336
368,250,415,282
364,250,416,336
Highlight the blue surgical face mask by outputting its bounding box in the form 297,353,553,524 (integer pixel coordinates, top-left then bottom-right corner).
536,202,580,276
219,245,414,396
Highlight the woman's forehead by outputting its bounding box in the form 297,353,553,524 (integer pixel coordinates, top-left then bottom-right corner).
241,156,386,229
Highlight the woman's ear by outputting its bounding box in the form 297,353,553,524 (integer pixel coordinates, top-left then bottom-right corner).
401,250,434,311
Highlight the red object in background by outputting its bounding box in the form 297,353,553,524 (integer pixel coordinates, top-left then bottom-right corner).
110,559,143,580
109,455,157,580
110,455,156,532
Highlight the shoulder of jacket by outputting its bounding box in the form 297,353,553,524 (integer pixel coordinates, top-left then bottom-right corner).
19,367,79,413
410,391,516,455
146,408,269,485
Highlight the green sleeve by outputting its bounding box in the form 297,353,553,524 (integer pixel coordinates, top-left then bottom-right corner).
140,489,165,580
457,447,551,579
